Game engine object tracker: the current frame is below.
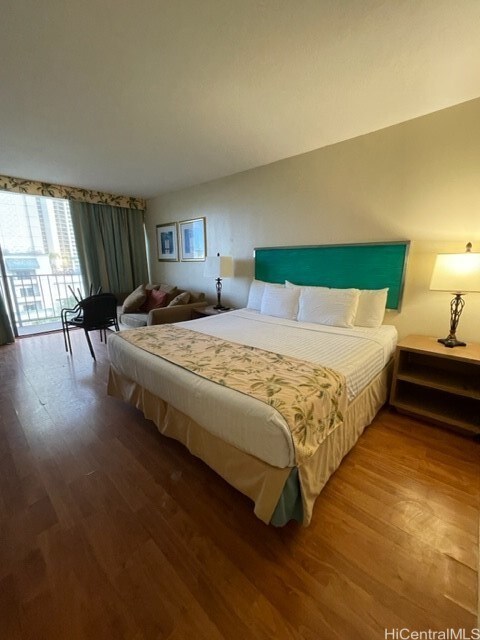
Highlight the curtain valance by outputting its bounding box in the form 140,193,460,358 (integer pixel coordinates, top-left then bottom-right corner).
0,174,146,210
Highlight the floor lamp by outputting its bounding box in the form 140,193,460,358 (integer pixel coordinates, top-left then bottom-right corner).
429,242,480,347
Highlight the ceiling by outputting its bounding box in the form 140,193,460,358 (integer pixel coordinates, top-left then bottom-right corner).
1,0,480,200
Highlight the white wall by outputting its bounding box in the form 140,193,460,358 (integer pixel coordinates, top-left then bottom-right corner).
146,98,480,343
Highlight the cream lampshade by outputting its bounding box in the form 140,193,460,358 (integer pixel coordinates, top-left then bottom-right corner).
204,253,234,309
429,242,480,347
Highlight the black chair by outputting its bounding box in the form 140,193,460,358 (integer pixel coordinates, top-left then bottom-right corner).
64,293,119,359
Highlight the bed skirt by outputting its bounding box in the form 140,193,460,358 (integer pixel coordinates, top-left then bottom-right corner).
107,363,390,526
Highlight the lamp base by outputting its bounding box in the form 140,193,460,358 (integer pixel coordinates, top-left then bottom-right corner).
213,304,229,311
437,337,466,348
437,294,467,348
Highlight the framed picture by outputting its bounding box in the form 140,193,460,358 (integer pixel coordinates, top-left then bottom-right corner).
179,217,206,261
156,223,178,261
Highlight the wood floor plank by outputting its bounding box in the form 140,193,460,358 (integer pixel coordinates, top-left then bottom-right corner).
0,330,478,638
328,468,478,569
0,574,22,639
138,498,302,640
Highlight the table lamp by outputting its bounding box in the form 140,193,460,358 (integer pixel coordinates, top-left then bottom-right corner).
429,242,480,347
204,253,234,310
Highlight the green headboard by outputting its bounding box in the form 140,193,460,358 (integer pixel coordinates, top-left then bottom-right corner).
254,241,410,310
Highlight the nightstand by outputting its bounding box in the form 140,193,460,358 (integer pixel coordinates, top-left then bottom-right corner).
390,335,480,435
192,305,235,319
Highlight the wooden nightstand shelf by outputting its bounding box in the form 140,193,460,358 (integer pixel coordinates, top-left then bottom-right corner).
390,335,480,435
192,305,235,319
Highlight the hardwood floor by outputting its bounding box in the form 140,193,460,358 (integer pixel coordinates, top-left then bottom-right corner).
0,330,479,639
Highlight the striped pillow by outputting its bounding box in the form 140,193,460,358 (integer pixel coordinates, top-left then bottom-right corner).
260,284,299,320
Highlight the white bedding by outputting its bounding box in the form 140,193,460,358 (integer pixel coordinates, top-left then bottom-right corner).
107,309,397,469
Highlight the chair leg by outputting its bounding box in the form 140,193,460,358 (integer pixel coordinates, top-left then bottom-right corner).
62,320,68,352
65,323,73,354
84,329,96,360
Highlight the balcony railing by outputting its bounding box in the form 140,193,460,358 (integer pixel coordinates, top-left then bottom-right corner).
4,273,86,335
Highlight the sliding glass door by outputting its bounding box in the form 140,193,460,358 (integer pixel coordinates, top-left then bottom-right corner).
0,191,86,335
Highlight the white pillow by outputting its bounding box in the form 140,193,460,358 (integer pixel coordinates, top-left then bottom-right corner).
298,287,360,328
246,279,266,311
355,288,388,328
286,280,329,292
285,280,301,289
260,284,300,320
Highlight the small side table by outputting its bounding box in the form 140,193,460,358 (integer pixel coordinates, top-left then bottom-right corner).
192,305,235,319
390,334,480,435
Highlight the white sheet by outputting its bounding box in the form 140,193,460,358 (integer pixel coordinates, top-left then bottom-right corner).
107,310,397,469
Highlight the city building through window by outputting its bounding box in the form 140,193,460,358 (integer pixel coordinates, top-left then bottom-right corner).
0,191,85,335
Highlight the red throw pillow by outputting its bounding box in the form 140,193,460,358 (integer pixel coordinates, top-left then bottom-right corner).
140,288,168,312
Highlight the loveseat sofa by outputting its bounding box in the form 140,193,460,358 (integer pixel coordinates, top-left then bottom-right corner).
118,282,207,329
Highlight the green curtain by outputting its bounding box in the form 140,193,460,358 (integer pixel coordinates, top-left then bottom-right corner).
69,202,148,297
0,290,14,345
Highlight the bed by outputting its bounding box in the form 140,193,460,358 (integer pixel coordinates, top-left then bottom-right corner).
107,241,409,526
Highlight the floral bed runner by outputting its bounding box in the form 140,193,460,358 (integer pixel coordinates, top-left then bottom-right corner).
119,325,347,466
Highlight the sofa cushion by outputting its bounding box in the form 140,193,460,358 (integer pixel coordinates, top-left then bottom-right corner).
162,286,180,304
146,283,161,291
122,284,147,313
119,312,148,328
167,291,190,307
190,292,206,303
158,283,177,293
140,288,168,312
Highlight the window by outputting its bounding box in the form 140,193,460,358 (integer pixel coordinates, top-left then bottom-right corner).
23,302,42,312
18,285,39,297
0,191,83,333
